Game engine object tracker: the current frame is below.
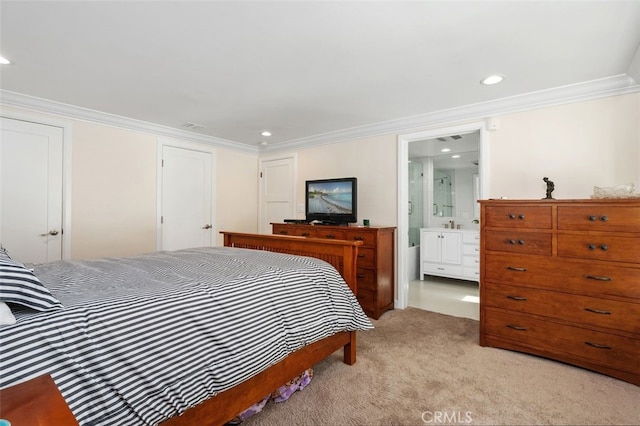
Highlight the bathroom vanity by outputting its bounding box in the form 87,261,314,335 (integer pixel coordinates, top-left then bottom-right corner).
419,228,480,282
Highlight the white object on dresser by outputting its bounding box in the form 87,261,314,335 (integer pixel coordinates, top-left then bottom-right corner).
419,228,480,282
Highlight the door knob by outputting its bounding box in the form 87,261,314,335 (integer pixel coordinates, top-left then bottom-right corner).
41,230,59,236
202,224,212,229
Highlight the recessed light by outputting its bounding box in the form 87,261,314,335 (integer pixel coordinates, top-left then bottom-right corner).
0,56,10,65
441,148,451,153
480,74,505,85
451,155,461,159
260,131,272,137
259,141,268,146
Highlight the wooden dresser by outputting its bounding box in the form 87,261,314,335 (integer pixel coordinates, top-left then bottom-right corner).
272,223,395,319
479,199,640,385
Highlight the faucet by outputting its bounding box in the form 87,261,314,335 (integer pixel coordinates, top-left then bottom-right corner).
449,220,455,229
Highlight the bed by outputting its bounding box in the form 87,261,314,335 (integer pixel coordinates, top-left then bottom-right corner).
0,232,371,425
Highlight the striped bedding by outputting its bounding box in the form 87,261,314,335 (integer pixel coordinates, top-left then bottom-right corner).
0,247,372,425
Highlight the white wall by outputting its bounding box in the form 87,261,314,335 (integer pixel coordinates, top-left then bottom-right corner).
1,105,259,258
293,134,398,227
487,93,640,199
287,92,639,230
3,91,638,258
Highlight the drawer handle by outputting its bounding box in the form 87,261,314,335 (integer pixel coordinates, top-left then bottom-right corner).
356,274,365,279
584,274,612,281
584,307,612,315
508,239,516,245
588,215,609,222
518,239,525,245
518,214,525,220
588,215,597,221
507,295,527,301
507,266,527,272
588,244,596,250
325,234,335,239
589,244,608,251
507,324,527,331
600,244,608,251
358,254,365,258
354,236,364,241
585,342,611,350
509,213,516,219
279,230,288,235
600,215,608,222
301,232,311,237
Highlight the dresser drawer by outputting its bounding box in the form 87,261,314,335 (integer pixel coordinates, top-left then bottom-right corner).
356,288,374,312
558,205,640,233
484,308,640,374
356,267,376,291
557,234,639,263
484,283,640,334
272,225,318,237
356,247,375,268
315,229,346,240
343,229,377,246
484,231,552,256
484,252,640,300
484,206,552,229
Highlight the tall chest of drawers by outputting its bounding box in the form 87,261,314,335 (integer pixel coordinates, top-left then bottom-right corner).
479,199,640,385
272,223,395,319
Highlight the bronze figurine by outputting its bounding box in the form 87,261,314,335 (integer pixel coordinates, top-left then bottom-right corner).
543,177,555,199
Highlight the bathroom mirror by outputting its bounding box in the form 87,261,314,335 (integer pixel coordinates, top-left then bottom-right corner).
408,131,480,229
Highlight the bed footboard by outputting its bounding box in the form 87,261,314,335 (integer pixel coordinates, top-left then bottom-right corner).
221,231,362,294
164,232,364,425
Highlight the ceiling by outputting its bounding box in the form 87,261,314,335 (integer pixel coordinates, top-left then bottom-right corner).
409,132,479,170
1,1,640,151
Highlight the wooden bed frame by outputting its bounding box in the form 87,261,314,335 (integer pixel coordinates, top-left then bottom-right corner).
162,231,362,426
0,232,363,426
161,232,363,425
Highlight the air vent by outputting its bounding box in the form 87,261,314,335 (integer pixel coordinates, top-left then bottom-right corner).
437,137,447,142
451,135,462,140
182,122,207,130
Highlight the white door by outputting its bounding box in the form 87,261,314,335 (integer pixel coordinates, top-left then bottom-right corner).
259,156,295,234
160,145,213,251
0,117,64,263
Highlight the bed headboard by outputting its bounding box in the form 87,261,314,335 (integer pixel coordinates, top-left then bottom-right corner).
220,232,362,293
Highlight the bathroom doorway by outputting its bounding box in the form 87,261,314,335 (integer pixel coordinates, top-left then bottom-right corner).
396,122,488,310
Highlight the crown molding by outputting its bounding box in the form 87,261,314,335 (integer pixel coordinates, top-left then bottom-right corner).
3,74,638,156
0,90,259,154
263,74,640,153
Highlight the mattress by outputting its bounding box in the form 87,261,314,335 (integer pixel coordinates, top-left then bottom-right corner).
0,247,372,425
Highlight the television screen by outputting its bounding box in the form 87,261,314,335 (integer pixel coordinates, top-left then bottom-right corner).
305,177,357,224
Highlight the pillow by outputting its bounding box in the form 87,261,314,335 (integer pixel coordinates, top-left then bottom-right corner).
0,250,63,311
0,245,11,262
0,301,17,325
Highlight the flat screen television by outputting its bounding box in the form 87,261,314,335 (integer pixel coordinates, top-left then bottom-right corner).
305,177,357,224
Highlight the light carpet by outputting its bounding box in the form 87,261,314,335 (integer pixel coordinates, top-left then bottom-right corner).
245,307,639,425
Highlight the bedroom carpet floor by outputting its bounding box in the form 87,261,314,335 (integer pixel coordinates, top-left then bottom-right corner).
244,307,640,426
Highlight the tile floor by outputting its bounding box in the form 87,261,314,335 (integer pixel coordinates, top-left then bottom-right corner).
407,275,480,321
